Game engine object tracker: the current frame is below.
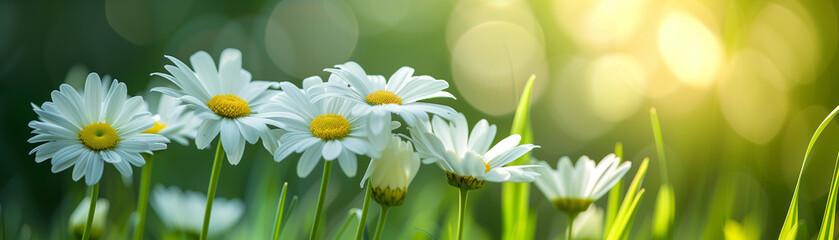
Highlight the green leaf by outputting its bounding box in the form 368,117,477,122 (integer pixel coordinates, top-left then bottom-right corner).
817,151,839,240
606,142,624,235
606,158,650,240
502,75,536,240
780,105,839,239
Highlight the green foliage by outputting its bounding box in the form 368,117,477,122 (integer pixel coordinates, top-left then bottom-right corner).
780,105,839,239
502,75,535,240
606,142,624,235
606,158,650,240
817,152,839,240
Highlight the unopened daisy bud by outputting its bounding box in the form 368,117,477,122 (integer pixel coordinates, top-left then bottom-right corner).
69,197,109,240
361,136,421,207
572,206,604,240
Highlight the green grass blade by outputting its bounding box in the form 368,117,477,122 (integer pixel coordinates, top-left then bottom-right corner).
649,108,675,240
817,151,839,240
780,104,839,239
502,74,535,240
653,184,675,239
606,158,650,240
606,142,624,234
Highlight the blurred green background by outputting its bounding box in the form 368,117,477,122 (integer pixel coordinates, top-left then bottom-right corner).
1,0,839,239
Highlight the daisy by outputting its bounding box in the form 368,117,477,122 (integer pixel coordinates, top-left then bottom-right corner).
28,73,168,185
151,185,244,238
69,197,110,240
358,135,421,240
151,48,281,165
408,113,540,190
360,135,421,207
324,61,456,148
140,92,201,146
262,77,377,178
152,48,280,240
533,154,630,240
407,113,538,240
532,154,631,214
262,77,379,240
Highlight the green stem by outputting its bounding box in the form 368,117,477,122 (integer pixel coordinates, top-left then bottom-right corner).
310,161,333,240
373,206,390,240
81,182,100,240
273,182,289,240
567,212,578,240
200,140,225,240
456,188,469,240
133,154,154,240
355,183,372,240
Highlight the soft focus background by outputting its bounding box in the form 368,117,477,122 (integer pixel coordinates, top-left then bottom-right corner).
1,0,838,239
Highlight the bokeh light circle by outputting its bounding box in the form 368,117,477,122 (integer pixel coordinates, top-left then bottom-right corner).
549,56,615,141
450,21,548,116
106,0,193,45
586,53,646,122
748,2,821,85
265,0,358,78
446,0,543,51
718,49,788,144
657,11,724,88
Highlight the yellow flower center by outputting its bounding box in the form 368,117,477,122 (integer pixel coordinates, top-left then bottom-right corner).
207,94,251,118
79,122,120,151
485,162,491,173
310,114,351,141
142,122,167,134
365,90,402,105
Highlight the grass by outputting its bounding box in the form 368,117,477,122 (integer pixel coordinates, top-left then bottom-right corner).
649,108,675,240
502,74,536,240
606,158,649,240
780,104,839,239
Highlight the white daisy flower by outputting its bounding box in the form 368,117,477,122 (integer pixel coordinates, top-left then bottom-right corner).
532,154,631,213
140,92,200,146
151,185,244,237
408,113,539,189
152,48,282,164
360,135,421,206
29,73,169,185
262,77,376,178
324,62,456,148
69,197,110,239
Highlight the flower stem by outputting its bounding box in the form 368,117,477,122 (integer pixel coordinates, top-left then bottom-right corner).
456,188,469,240
567,212,579,240
200,140,225,240
272,182,289,240
81,182,99,240
310,161,333,240
354,183,372,240
373,206,389,240
133,154,154,240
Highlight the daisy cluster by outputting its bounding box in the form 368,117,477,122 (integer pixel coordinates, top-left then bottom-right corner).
28,48,632,239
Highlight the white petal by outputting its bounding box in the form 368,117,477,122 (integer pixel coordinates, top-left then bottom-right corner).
297,143,324,178
195,119,222,149
322,140,343,160
337,150,357,177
